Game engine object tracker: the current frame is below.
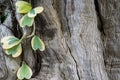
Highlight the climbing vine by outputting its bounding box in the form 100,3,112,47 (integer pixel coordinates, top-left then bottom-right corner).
1,1,45,80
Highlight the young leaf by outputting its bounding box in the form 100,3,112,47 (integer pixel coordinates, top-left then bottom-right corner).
34,6,44,14
1,36,20,49
20,14,34,27
31,35,45,51
28,6,44,18
17,62,32,80
15,1,32,13
5,44,22,58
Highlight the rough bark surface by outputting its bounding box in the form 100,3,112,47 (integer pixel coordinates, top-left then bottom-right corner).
0,0,119,80
98,0,120,80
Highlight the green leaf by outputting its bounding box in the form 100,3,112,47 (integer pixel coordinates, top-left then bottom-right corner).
20,14,34,27
17,62,32,79
34,6,44,14
1,36,20,49
15,1,32,13
5,44,22,58
31,35,45,51
27,9,37,18
28,7,44,18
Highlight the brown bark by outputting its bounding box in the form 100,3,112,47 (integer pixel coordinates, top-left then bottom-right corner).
0,0,119,80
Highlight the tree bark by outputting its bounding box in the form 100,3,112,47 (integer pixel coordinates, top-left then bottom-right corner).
0,0,119,80
97,0,120,80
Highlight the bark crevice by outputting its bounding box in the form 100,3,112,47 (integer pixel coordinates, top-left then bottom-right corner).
94,0,105,36
66,42,81,80
1,0,117,80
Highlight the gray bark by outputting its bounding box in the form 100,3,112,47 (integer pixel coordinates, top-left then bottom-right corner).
98,0,120,80
0,0,119,80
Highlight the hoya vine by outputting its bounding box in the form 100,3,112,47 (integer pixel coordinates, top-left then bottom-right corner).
1,1,45,80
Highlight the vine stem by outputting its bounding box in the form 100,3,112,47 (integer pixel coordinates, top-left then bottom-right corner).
20,33,27,40
27,22,36,38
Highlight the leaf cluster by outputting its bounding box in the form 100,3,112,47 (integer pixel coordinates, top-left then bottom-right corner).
0,1,45,80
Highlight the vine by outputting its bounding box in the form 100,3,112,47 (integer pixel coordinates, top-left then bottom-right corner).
1,1,45,80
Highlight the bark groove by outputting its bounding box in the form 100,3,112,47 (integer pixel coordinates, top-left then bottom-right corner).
0,0,119,80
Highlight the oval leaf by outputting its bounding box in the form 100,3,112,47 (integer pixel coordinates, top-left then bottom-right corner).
1,36,20,49
20,14,34,27
15,1,32,13
5,44,22,57
28,7,44,18
34,6,44,14
17,62,32,79
31,35,45,51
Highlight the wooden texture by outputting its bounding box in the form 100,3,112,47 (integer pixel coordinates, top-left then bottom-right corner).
98,0,120,80
0,0,119,80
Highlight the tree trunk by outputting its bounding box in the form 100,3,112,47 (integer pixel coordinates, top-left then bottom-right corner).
0,0,119,80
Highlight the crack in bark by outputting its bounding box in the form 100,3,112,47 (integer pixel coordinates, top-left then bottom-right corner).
51,48,62,63
66,41,80,80
1,0,111,80
94,1,109,80
71,0,75,14
9,0,21,37
94,0,105,36
32,51,42,77
64,0,71,37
